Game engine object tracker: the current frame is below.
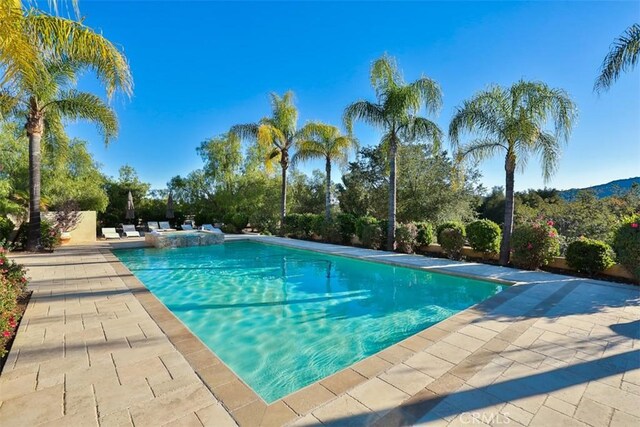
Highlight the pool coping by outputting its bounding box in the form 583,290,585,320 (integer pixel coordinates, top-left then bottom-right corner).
102,235,628,426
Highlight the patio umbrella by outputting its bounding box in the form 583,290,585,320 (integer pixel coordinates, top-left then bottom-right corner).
166,192,174,219
125,191,135,220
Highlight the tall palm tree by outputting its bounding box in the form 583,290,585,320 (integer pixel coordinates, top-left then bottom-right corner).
449,81,577,265
344,55,443,250
231,91,302,232
0,3,132,250
294,122,358,221
595,23,640,93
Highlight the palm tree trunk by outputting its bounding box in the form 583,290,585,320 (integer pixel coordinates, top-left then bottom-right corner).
325,157,331,222
26,109,44,252
499,154,516,265
279,155,288,236
387,139,398,251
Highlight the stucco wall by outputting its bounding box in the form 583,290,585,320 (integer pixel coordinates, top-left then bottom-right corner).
43,211,97,243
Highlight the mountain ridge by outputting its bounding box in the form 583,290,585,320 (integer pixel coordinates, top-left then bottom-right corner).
558,177,640,200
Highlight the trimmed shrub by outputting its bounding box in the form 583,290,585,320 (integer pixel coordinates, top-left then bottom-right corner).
510,220,560,270
0,217,14,242
356,216,382,249
436,221,465,245
396,223,418,254
613,216,640,281
566,238,615,276
355,216,378,240
415,222,434,247
335,213,356,244
310,214,325,238
466,219,501,254
0,247,28,357
440,228,465,260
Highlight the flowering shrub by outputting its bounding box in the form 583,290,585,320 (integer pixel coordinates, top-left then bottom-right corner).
0,247,28,357
510,220,560,270
613,215,640,281
440,228,466,260
415,222,434,247
40,219,62,251
466,219,501,254
436,221,465,245
566,238,615,276
396,223,418,254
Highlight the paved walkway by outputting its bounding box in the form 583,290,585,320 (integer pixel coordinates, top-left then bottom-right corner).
0,245,236,426
1,239,639,427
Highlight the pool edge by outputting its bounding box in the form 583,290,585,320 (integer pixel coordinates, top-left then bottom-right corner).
102,238,536,426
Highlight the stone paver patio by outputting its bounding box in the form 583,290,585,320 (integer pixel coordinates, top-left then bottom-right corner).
1,236,638,427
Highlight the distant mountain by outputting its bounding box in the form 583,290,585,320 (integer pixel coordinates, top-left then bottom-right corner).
559,177,640,200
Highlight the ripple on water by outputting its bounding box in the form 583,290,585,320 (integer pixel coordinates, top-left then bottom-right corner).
115,241,506,403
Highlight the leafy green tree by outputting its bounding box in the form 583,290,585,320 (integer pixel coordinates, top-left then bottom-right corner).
449,80,577,265
0,3,132,250
595,23,640,92
43,139,108,211
338,146,389,218
288,170,326,215
344,55,443,250
196,133,242,192
100,165,150,226
478,186,506,225
231,91,302,231
294,122,358,220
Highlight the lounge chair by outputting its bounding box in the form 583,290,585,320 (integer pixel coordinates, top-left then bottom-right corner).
102,228,121,239
202,224,223,233
147,221,160,232
159,221,176,231
122,224,141,238
181,224,194,231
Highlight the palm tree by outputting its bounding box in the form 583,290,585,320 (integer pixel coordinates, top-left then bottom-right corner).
231,91,302,232
595,23,640,93
449,81,577,265
344,55,443,250
294,122,358,221
0,4,132,250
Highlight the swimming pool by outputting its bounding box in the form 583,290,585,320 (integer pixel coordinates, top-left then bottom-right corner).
115,240,507,403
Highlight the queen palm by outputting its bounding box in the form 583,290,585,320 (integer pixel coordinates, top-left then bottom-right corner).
294,122,358,221
449,81,577,265
344,55,443,250
231,91,301,232
595,23,640,93
0,3,132,250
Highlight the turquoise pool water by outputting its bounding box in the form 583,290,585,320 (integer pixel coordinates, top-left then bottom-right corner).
115,241,506,403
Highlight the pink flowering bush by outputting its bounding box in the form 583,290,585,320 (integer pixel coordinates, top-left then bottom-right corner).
613,215,640,281
0,247,28,357
510,219,561,270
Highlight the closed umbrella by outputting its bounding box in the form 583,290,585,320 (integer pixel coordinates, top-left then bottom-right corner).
125,191,135,221
166,192,174,219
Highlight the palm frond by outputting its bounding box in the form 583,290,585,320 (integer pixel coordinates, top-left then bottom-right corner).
25,10,133,98
411,77,443,114
0,91,21,120
343,100,386,133
533,131,560,182
47,90,118,143
456,138,506,164
370,54,401,96
407,117,443,150
449,89,507,148
595,23,640,92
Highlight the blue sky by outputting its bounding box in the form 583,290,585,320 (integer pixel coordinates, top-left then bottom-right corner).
67,0,639,192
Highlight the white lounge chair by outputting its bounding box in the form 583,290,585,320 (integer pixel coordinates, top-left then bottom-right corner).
181,224,194,231
102,228,120,239
122,224,141,238
202,224,223,233
159,221,176,231
147,221,160,232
